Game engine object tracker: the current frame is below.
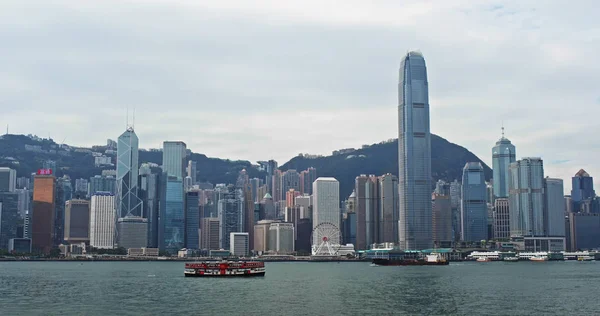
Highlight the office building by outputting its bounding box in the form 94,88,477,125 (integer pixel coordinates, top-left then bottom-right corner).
568,213,600,250
344,211,357,246
571,169,596,212
272,170,282,202
200,217,220,250
250,178,261,203
281,170,300,201
117,217,148,249
0,192,19,249
117,127,142,218
461,162,487,242
242,183,254,251
508,158,545,237
229,232,249,256
398,51,432,250
64,199,90,243
492,130,516,198
185,191,200,249
254,220,275,253
74,178,89,195
139,168,160,248
355,175,371,250
268,222,294,254
187,160,197,184
88,175,116,196
0,167,16,192
432,193,452,246
159,176,184,253
218,188,243,250
261,193,276,220
162,141,187,179
300,167,317,195
544,178,566,236
8,238,31,253
379,173,398,243
449,179,461,241
312,177,340,245
54,176,72,246
493,198,510,239
32,174,55,254
15,188,29,218
90,193,116,249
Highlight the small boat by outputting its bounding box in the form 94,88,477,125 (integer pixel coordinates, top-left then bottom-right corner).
529,256,548,262
503,257,519,262
578,256,594,261
476,257,491,262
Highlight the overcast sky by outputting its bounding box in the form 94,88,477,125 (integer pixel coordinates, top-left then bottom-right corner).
1,0,599,191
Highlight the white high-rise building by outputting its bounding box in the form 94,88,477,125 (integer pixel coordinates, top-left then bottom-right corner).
312,177,340,243
90,193,116,249
229,232,249,256
162,141,187,180
268,222,294,254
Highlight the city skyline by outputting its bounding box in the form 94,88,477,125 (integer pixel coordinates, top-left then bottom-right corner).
1,1,599,192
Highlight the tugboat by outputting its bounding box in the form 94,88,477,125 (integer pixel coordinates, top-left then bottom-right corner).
372,252,449,266
184,260,266,277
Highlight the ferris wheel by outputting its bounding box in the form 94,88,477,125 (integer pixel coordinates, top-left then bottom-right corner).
311,222,342,256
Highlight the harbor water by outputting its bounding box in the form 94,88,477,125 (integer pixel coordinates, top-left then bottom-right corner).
1,261,599,315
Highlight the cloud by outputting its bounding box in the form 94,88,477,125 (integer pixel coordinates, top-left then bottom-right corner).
1,0,599,192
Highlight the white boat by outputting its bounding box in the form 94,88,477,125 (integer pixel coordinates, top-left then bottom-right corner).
503,257,519,262
476,257,491,262
529,256,548,262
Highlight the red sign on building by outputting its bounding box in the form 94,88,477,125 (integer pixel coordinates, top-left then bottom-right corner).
37,168,53,175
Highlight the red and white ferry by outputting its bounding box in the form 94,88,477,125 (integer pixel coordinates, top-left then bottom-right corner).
184,260,266,277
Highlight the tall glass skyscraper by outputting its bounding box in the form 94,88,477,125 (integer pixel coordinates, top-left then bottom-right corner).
571,169,595,212
492,130,516,198
117,128,142,217
162,141,187,180
398,51,432,250
460,163,487,242
159,176,184,254
508,158,545,237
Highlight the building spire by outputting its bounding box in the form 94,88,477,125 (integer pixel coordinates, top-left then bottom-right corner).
501,121,505,138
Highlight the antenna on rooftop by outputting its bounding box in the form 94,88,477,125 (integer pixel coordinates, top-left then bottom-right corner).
501,121,505,138
133,107,136,130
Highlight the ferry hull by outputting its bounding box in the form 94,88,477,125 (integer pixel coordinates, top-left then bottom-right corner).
372,259,449,266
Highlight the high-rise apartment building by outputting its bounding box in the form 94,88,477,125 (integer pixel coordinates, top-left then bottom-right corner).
162,141,187,180
544,178,566,236
0,167,16,192
460,162,487,242
64,199,90,243
89,193,115,249
492,130,516,198
312,177,340,245
32,174,55,254
117,128,142,218
508,158,545,237
398,51,432,250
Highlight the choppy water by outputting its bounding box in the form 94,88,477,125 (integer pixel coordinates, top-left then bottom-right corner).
1,261,599,315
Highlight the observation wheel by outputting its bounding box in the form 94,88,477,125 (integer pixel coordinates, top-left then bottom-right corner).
311,222,341,256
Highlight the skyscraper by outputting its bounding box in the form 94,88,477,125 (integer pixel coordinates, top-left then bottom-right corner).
200,217,220,250
281,170,300,201
117,217,148,249
303,167,317,195
32,174,56,254
571,169,595,212
64,199,90,243
139,167,160,248
218,188,243,250
508,158,545,237
312,177,340,244
159,176,184,253
89,193,116,249
0,192,19,250
544,178,566,236
185,190,200,249
186,160,197,184
460,163,488,242
432,193,452,246
379,173,399,244
492,129,516,198
355,175,369,250
162,141,187,180
272,170,282,203
89,175,116,196
398,51,432,250
116,128,142,218
0,167,16,192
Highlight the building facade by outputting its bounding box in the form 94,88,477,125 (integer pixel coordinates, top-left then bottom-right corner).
162,141,187,180
432,193,452,246
460,162,487,242
116,128,142,218
571,169,595,212
312,177,341,245
398,51,432,250
64,199,90,243
0,167,16,192
159,176,185,253
117,217,148,249
89,193,116,249
229,232,249,256
268,222,294,254
544,178,565,236
379,173,399,244
0,192,19,250
185,191,200,249
200,217,220,250
508,158,545,237
493,198,510,239
218,189,243,250
32,174,55,254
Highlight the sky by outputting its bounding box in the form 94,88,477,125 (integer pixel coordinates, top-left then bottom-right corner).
1,0,599,192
